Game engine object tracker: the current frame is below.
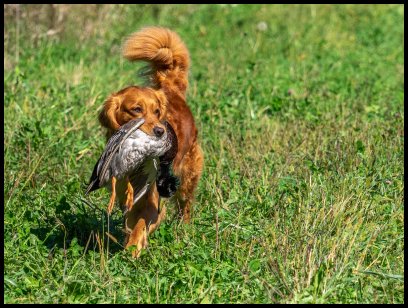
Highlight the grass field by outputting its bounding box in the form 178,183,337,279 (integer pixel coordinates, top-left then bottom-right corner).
3,4,404,303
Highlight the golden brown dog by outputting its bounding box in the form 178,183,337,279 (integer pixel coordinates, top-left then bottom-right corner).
98,27,204,257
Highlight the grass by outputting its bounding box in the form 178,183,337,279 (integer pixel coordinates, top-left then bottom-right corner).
3,4,404,304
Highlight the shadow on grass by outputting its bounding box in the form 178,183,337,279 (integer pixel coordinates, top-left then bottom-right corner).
31,195,125,254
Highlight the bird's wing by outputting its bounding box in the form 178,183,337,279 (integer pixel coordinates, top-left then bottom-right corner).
85,118,145,194
85,159,101,195
99,118,145,179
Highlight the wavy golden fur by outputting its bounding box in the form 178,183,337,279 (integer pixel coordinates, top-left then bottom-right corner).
98,27,204,257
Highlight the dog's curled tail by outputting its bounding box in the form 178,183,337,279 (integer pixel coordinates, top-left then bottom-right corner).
123,27,190,93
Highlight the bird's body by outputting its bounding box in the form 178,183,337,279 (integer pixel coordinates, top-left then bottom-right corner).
85,118,175,213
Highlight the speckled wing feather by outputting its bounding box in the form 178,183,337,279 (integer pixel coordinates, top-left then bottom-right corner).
85,118,145,195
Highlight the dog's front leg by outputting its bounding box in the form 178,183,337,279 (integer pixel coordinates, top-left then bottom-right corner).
123,184,166,258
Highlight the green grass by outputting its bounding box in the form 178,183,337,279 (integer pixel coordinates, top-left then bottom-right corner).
4,4,404,304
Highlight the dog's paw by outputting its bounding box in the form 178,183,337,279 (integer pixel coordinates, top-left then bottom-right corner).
126,226,148,258
126,220,149,259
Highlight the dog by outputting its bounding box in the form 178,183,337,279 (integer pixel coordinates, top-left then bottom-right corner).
98,27,204,257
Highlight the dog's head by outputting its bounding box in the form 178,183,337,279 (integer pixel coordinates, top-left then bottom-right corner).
99,86,167,138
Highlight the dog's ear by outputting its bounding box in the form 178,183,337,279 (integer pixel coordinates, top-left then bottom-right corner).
155,90,168,120
98,94,122,131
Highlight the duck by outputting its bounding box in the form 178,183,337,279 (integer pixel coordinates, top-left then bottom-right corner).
85,118,178,214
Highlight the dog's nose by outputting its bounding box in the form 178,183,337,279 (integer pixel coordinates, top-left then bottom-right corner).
153,126,165,137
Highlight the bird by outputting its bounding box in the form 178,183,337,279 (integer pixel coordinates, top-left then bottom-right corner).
85,118,177,215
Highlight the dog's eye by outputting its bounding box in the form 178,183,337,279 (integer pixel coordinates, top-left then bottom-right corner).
155,109,161,117
133,107,143,113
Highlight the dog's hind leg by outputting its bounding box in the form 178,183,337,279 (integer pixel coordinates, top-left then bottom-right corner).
175,143,204,223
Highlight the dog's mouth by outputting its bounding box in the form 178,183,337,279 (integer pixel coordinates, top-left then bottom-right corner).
146,130,168,141
133,129,167,140
155,131,168,141
138,125,167,139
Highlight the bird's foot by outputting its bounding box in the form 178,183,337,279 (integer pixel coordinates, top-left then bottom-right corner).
125,181,134,212
107,177,117,215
